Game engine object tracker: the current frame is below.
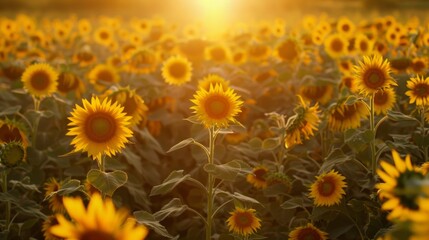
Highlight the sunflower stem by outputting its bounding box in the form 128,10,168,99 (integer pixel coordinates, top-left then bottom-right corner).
370,94,377,175
206,126,217,240
1,171,10,229
98,155,106,199
31,97,42,148
420,106,428,162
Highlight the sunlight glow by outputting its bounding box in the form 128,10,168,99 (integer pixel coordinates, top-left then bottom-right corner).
196,0,235,38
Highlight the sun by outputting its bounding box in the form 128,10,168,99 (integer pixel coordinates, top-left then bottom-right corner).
66,97,133,162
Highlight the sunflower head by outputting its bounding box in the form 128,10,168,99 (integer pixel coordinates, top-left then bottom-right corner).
161,55,193,86
66,97,133,162
374,88,396,115
21,63,58,98
57,71,85,98
0,118,29,148
190,84,243,128
0,141,25,168
197,74,229,91
324,33,348,59
88,64,120,92
226,207,261,236
42,215,60,240
353,55,396,96
205,44,230,63
405,75,429,106
44,178,66,213
275,38,300,62
289,223,328,240
50,193,148,240
246,166,269,189
328,100,369,132
309,169,347,206
299,84,333,105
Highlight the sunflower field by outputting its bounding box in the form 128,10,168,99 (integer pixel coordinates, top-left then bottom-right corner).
1,1,429,239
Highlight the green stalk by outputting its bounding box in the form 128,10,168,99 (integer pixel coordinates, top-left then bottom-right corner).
369,95,377,175
421,106,427,162
97,155,106,199
206,127,216,240
2,172,10,228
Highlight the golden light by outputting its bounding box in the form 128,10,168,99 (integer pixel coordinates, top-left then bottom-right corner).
194,0,236,38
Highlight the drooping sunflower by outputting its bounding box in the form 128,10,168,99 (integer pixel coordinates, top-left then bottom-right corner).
190,84,243,128
57,71,85,98
299,84,333,105
284,96,320,148
198,74,229,91
101,87,148,126
246,166,269,189
374,88,396,115
44,178,65,213
309,169,347,206
50,193,148,240
405,75,429,106
376,150,425,220
289,223,328,240
327,100,369,132
88,64,120,92
0,118,29,148
324,33,348,59
353,55,396,96
21,63,58,98
226,207,261,237
275,38,300,63
66,97,133,162
161,55,193,86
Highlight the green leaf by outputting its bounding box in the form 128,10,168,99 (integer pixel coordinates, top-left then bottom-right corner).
9,180,41,193
87,169,128,197
134,211,175,239
248,137,262,150
0,106,21,116
262,137,280,150
153,198,188,221
217,190,261,206
344,129,373,153
150,170,190,196
167,138,195,153
387,110,419,123
203,160,251,181
122,148,143,175
281,197,310,210
44,179,82,201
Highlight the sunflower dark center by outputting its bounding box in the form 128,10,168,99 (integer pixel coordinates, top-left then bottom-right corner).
342,24,350,32
278,40,298,62
168,62,187,78
413,83,429,97
360,41,368,51
297,228,323,240
374,91,388,105
97,70,114,83
77,52,94,62
80,230,115,240
330,38,343,52
30,70,51,90
412,61,425,72
342,76,354,89
204,95,230,119
363,68,385,89
317,177,336,197
253,168,267,181
99,31,109,40
85,112,116,143
234,212,253,228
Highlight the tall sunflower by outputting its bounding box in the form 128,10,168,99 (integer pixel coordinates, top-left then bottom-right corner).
405,75,429,106
374,88,396,115
50,193,148,240
289,223,328,240
190,84,243,128
161,55,192,86
328,100,369,132
88,64,120,92
246,166,269,189
324,34,348,59
226,207,261,237
197,74,229,91
353,55,396,96
21,63,58,98
309,169,347,206
275,38,300,62
284,96,320,148
66,97,133,162
376,150,425,220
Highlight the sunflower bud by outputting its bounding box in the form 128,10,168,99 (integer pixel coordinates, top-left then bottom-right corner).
0,141,26,167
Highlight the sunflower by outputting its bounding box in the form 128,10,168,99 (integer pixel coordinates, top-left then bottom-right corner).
198,74,229,91
376,150,425,220
88,64,120,92
44,178,65,213
337,17,355,37
42,215,60,240
339,74,357,93
353,55,396,96
205,44,230,63
124,48,159,74
50,193,148,240
284,96,320,148
21,63,58,98
289,223,328,240
410,57,427,74
275,38,300,62
246,166,269,189
190,84,243,128
57,71,85,98
338,59,354,74
374,88,396,115
226,207,261,236
247,42,271,62
78,19,92,36
94,27,114,46
66,97,133,162
324,33,348,59
406,75,429,106
0,119,29,148
254,69,278,83
355,34,374,56
0,141,25,168
161,55,192,86
73,50,97,67
101,87,148,126
299,84,333,105
328,100,369,132
309,169,347,206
